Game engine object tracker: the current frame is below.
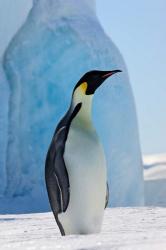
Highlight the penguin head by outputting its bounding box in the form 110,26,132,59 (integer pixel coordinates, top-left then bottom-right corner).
71,70,122,121
73,70,122,98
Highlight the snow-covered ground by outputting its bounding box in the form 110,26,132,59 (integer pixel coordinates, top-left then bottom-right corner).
0,154,166,249
0,208,166,250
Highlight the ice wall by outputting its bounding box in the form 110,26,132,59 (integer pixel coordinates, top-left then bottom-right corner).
3,0,144,206
0,60,9,195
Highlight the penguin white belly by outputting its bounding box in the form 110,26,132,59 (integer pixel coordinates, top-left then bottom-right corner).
58,126,107,235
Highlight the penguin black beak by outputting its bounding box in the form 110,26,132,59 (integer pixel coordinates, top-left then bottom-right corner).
102,70,122,79
92,69,122,94
84,69,122,95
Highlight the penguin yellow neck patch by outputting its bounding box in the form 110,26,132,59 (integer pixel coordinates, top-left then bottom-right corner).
80,82,87,94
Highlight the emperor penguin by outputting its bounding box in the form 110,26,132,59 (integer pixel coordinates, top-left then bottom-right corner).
45,69,121,235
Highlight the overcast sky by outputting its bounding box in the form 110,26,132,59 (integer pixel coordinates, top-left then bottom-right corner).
0,0,165,154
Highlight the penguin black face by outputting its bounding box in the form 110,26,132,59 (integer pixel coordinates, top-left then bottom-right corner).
74,70,122,95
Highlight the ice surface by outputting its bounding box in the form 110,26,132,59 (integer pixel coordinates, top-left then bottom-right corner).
2,0,144,207
0,207,166,250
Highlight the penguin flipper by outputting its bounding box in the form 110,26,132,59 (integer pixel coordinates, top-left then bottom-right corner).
105,182,109,208
45,126,70,215
45,103,82,216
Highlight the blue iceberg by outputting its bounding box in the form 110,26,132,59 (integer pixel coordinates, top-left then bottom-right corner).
2,0,144,209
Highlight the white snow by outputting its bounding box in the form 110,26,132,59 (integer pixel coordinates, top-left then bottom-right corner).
0,208,166,250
